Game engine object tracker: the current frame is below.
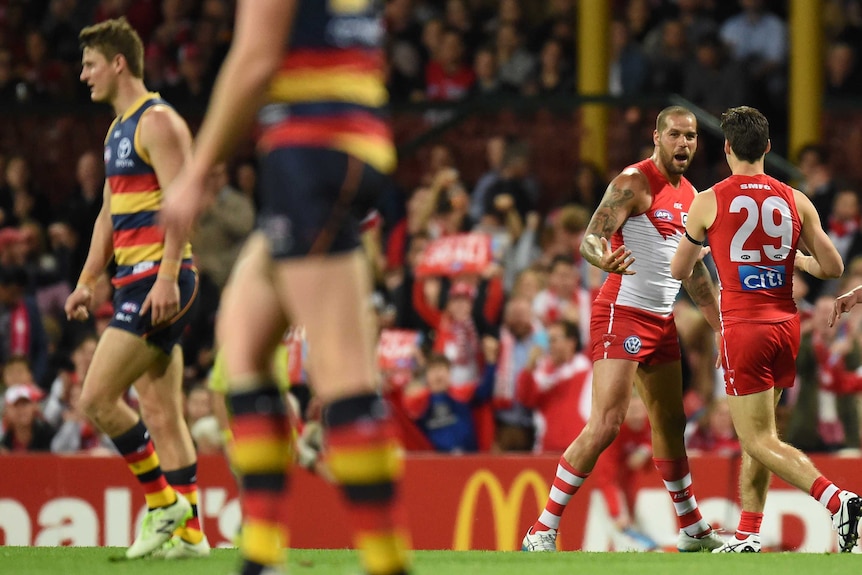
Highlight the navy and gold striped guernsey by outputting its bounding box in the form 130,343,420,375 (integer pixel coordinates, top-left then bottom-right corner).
104,92,193,287
257,0,395,175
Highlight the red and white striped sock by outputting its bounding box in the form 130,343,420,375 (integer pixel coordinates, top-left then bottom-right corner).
810,476,842,514
654,458,711,537
533,457,588,532
735,511,763,540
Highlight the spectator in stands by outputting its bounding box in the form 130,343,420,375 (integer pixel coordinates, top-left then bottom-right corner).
386,0,425,102
495,23,535,91
43,334,97,428
0,265,49,385
19,29,71,101
162,42,211,107
2,355,37,390
789,295,861,452
425,27,474,102
573,162,607,211
187,162,254,368
825,41,862,99
609,19,650,97
470,136,507,221
40,0,82,63
624,0,659,45
62,150,104,269
516,319,591,452
797,143,840,229
533,255,591,346
445,0,482,53
184,383,213,431
481,140,539,222
469,45,504,97
822,188,862,294
151,0,194,70
673,0,719,47
686,399,741,455
683,33,749,116
0,383,54,452
482,296,546,451
50,381,115,454
529,0,575,52
19,221,72,320
403,353,491,453
719,0,787,115
522,38,573,96
0,48,21,104
0,156,52,229
646,19,688,94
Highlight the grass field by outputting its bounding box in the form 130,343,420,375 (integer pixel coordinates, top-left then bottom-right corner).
0,547,860,575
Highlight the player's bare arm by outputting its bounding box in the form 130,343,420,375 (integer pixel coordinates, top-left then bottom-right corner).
139,105,193,324
64,181,114,321
793,189,844,280
580,171,649,275
188,0,296,173
681,260,720,332
671,188,716,281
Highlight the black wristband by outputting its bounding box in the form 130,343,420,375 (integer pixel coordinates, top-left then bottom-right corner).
685,231,704,246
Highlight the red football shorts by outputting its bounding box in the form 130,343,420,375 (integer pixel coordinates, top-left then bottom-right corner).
720,315,800,396
590,301,680,366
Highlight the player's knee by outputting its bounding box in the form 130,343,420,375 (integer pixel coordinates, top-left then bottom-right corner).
586,412,625,452
78,386,117,423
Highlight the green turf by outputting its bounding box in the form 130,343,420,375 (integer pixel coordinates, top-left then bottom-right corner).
0,547,859,575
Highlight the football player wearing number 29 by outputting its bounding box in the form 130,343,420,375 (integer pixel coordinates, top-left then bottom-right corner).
672,105,862,554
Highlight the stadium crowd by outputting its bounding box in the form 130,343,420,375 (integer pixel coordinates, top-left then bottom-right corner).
1,0,862,462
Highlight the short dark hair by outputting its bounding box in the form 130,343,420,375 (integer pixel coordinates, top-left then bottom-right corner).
79,17,144,79
720,106,770,163
656,105,694,133
550,319,581,351
550,254,575,272
426,353,451,369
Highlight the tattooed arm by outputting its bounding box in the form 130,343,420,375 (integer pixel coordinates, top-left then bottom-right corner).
580,171,650,274
681,260,720,332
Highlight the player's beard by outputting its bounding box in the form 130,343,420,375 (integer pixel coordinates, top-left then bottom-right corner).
660,145,691,175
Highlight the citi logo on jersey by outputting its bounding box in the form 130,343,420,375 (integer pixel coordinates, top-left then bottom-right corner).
738,265,786,291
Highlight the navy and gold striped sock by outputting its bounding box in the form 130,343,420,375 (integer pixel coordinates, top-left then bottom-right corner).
325,393,411,575
228,385,292,574
111,420,178,510
164,463,204,544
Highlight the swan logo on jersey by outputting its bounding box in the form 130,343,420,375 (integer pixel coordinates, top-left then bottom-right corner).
653,209,674,221
623,336,642,355
739,265,786,291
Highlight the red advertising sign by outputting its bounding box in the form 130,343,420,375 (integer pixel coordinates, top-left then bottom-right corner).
415,233,492,277
0,454,854,552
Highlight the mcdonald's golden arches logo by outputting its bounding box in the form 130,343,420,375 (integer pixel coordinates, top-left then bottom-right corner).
453,469,554,550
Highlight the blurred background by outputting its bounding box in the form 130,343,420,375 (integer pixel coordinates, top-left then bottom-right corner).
0,0,861,469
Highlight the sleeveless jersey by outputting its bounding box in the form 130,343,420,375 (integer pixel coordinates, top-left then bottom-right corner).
707,174,800,324
104,93,193,287
596,158,695,315
257,0,395,174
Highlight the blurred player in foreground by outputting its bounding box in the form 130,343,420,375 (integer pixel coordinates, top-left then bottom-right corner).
160,2,411,574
